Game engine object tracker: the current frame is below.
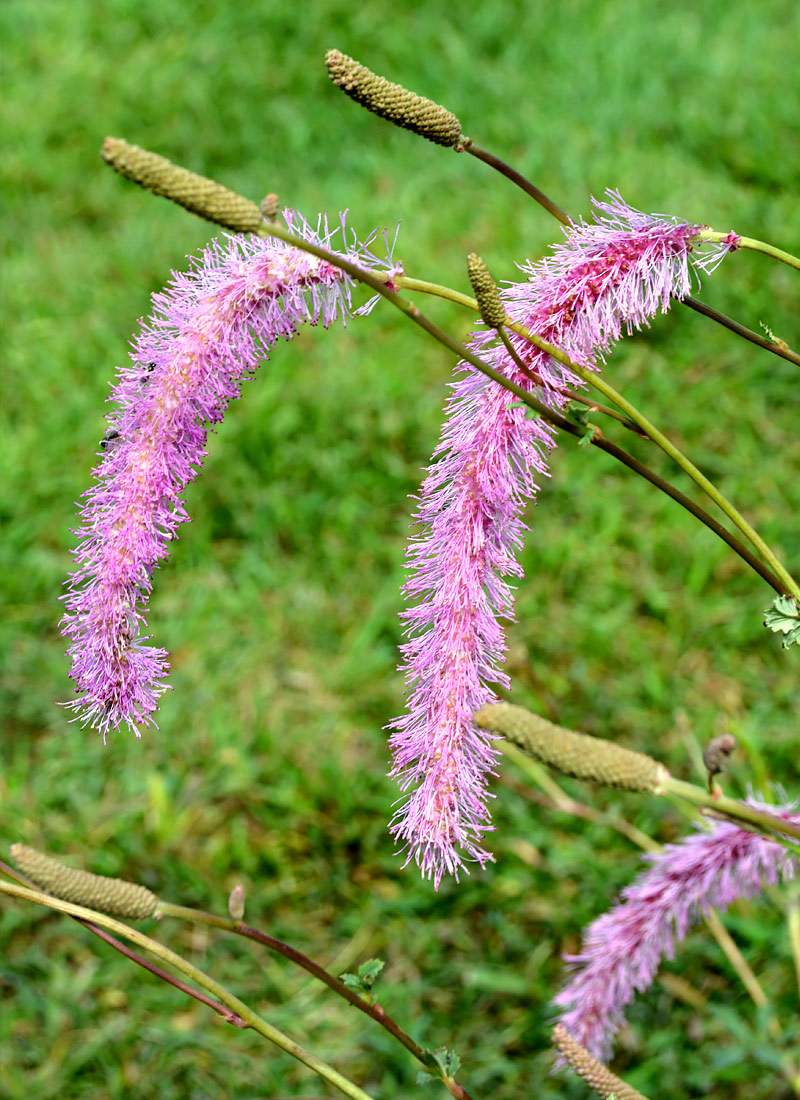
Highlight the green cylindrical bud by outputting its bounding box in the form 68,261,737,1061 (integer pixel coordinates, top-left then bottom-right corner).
11,844,158,920
227,883,246,922
552,1026,649,1100
101,137,263,233
467,253,506,328
325,49,463,148
474,703,667,793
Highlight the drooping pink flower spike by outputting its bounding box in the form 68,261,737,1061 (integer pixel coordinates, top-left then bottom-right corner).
61,211,397,740
390,190,734,887
553,798,800,1062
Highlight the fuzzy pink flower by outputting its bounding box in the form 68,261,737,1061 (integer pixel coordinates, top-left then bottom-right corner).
62,212,393,739
554,799,800,1061
391,192,731,886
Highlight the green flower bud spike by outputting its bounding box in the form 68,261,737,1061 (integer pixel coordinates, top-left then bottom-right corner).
467,253,507,329
552,1025,649,1100
11,844,158,920
473,703,667,793
325,49,464,148
101,137,263,233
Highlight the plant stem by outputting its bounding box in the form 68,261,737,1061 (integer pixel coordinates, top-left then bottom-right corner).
0,880,378,1100
258,220,793,595
680,295,800,367
699,229,800,272
158,902,477,1100
460,140,572,226
501,746,772,1013
461,143,800,367
660,776,800,844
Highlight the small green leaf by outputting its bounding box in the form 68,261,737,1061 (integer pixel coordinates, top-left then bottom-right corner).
417,1046,462,1085
339,957,385,1001
565,401,590,426
763,595,800,648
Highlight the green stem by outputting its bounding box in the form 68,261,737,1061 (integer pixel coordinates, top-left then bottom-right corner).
681,296,800,368
393,279,799,596
159,903,479,1100
258,220,792,595
502,745,771,1010
461,144,800,368
660,776,800,844
699,229,800,272
0,880,378,1100
461,140,572,226
510,314,799,597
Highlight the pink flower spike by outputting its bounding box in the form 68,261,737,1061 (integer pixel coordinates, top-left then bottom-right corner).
61,211,394,740
392,191,734,886
553,799,800,1061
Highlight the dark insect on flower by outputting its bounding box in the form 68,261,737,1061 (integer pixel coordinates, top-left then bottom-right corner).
140,361,156,383
99,428,122,451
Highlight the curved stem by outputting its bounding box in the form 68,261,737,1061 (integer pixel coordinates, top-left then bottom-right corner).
659,776,800,844
394,275,797,594
159,902,476,1100
462,143,800,367
258,219,793,595
0,880,378,1100
699,229,800,273
682,296,800,367
501,749,771,1012
461,140,572,226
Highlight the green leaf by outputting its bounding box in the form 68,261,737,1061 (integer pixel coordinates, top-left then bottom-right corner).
417,1046,462,1085
338,957,385,1001
763,595,800,648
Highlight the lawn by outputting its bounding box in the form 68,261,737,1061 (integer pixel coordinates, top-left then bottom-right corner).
2,1,799,1097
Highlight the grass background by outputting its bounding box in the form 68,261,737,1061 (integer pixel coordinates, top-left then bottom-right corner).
2,0,799,1097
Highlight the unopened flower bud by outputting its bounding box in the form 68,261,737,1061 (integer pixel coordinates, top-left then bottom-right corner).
101,137,263,233
227,883,246,921
473,703,667,793
552,1025,649,1100
703,733,737,783
260,193,280,220
467,254,506,328
11,844,158,920
325,49,463,148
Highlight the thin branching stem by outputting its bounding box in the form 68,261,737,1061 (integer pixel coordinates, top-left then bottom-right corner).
0,879,378,1100
699,229,800,272
257,219,792,595
158,902,477,1100
500,746,772,1014
461,141,800,366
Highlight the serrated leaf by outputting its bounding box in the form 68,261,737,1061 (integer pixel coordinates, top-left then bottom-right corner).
338,957,385,1000
763,595,800,648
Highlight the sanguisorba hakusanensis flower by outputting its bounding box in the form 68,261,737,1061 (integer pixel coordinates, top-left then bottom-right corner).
553,799,800,1061
62,211,394,740
390,191,736,886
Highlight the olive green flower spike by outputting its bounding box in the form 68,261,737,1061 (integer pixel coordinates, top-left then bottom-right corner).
101,137,263,233
473,703,668,793
552,1025,649,1100
325,49,463,148
11,844,158,920
467,253,507,328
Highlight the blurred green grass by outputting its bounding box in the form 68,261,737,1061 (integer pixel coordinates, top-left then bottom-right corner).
2,1,799,1097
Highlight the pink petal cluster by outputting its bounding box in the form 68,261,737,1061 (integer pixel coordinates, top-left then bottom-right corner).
62,212,392,739
391,192,732,886
554,799,800,1061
